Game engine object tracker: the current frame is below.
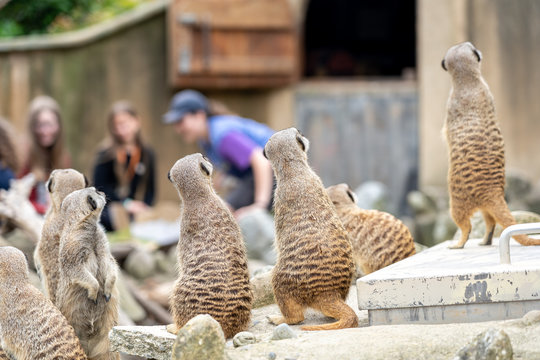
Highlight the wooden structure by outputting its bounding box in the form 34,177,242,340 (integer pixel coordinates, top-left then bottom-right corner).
167,0,300,88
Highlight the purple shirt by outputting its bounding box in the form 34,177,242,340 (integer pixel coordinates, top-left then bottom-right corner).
218,131,259,171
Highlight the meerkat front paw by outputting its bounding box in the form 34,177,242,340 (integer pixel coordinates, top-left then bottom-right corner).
166,323,179,334
86,285,99,304
448,243,464,249
266,315,286,325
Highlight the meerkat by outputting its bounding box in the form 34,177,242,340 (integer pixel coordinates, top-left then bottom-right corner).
166,153,252,338
327,183,415,277
56,187,119,360
263,128,357,331
35,168,87,304
0,246,87,359
442,42,540,249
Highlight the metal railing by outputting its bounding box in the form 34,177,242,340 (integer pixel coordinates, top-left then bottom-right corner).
499,222,540,264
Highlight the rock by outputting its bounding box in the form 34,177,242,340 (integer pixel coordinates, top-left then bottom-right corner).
253,265,274,278
154,250,175,274
233,331,257,347
237,208,276,264
171,314,227,360
453,210,540,241
521,310,540,326
4,228,38,270
414,242,429,253
354,181,389,212
267,352,276,360
270,324,297,340
110,325,176,360
433,211,458,243
117,272,147,323
413,213,437,247
407,190,437,215
251,269,275,308
505,169,532,203
124,247,157,279
453,328,513,360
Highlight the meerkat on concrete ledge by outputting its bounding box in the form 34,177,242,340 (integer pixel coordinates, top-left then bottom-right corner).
263,128,357,331
56,187,119,360
167,153,252,338
35,168,87,304
442,42,540,249
0,246,87,359
327,183,415,277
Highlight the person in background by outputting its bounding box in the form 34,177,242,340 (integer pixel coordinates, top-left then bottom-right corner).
93,100,156,231
0,117,19,190
162,89,275,217
19,95,71,214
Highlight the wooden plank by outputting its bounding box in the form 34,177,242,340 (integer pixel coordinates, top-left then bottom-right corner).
173,0,293,29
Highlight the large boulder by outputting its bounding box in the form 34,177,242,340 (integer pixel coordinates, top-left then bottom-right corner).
237,208,276,265
171,314,227,360
453,328,513,360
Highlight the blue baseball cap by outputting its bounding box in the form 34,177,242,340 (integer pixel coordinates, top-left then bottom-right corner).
162,90,208,124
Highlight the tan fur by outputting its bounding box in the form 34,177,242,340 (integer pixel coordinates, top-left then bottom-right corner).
166,153,253,338
264,128,357,331
442,42,540,249
56,188,120,360
0,246,87,359
35,168,87,304
327,183,415,277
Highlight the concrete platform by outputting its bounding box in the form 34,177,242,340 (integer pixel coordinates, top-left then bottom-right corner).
357,235,540,325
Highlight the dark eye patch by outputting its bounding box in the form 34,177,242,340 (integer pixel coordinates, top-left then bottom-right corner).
473,49,481,62
200,162,210,176
441,59,447,71
296,135,305,152
87,195,97,210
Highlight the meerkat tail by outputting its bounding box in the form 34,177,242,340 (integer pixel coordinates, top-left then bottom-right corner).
488,200,540,246
301,294,358,331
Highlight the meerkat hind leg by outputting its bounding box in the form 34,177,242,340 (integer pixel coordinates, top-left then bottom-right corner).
267,297,305,325
449,208,472,249
480,210,496,246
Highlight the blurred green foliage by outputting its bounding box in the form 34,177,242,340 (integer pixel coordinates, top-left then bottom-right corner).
0,0,146,37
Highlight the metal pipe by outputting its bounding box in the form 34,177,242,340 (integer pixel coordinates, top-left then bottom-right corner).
499,222,540,264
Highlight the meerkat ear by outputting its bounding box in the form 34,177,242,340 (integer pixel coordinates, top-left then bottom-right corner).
262,147,268,159
83,175,89,187
87,195,97,211
47,178,54,193
441,59,447,71
473,48,482,62
167,171,172,182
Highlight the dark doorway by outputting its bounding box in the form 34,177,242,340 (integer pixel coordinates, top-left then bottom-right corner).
304,0,416,77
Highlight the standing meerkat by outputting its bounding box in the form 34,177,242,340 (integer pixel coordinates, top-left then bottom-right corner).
35,168,87,304
0,246,87,359
442,42,540,249
264,128,357,331
327,183,415,277
166,153,252,338
56,187,119,360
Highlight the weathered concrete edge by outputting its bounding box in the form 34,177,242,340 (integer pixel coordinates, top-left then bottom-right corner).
0,0,169,52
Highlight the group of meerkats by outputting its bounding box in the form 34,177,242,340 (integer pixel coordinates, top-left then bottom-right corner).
0,41,537,359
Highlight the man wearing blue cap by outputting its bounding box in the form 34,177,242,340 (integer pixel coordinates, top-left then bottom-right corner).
163,89,275,216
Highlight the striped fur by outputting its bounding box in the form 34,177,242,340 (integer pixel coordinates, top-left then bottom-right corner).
442,42,540,248
167,153,252,338
0,246,87,360
327,183,415,277
264,128,357,331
